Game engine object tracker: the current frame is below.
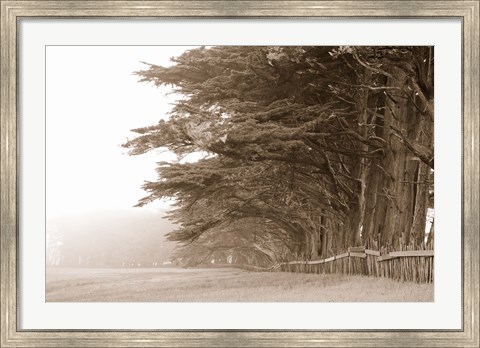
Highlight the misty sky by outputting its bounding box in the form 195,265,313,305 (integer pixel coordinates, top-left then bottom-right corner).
46,46,196,220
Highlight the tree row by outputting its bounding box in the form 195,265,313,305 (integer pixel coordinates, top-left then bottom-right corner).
124,46,434,267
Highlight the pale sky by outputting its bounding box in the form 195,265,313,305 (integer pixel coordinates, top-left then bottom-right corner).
46,46,196,219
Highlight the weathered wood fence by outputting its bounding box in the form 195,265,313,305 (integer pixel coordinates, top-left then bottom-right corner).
242,245,434,283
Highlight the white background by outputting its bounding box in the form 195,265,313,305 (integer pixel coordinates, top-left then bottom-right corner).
18,19,462,330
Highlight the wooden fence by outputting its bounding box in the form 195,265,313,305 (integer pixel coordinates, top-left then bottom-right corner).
243,245,434,283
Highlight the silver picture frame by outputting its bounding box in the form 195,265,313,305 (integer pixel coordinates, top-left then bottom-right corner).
1,1,478,346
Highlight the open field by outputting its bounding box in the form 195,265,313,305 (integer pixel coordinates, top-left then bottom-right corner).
46,267,433,302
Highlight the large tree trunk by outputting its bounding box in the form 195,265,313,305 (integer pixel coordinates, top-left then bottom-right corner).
378,67,418,248
362,158,382,247
330,219,342,255
346,69,373,247
308,228,319,259
319,213,328,258
427,219,434,245
408,101,434,245
409,162,431,245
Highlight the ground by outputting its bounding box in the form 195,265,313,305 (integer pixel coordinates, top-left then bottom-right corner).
46,267,433,302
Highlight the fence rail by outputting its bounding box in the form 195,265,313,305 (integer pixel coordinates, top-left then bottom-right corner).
276,248,433,266
244,245,434,283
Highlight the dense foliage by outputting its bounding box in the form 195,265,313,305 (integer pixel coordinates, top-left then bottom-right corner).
124,46,434,266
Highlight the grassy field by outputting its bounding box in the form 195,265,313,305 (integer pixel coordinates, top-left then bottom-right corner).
46,267,433,302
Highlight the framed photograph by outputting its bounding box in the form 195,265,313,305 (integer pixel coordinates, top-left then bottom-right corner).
1,1,478,347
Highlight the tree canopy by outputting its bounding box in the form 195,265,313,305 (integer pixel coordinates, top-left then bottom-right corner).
123,46,434,266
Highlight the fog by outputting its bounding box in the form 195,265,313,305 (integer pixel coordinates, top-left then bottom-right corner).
47,209,176,267
45,46,195,268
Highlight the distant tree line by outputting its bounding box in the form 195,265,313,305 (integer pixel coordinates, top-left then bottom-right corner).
124,46,434,267
47,211,175,267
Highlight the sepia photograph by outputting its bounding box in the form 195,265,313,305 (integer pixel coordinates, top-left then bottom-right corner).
46,45,435,303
